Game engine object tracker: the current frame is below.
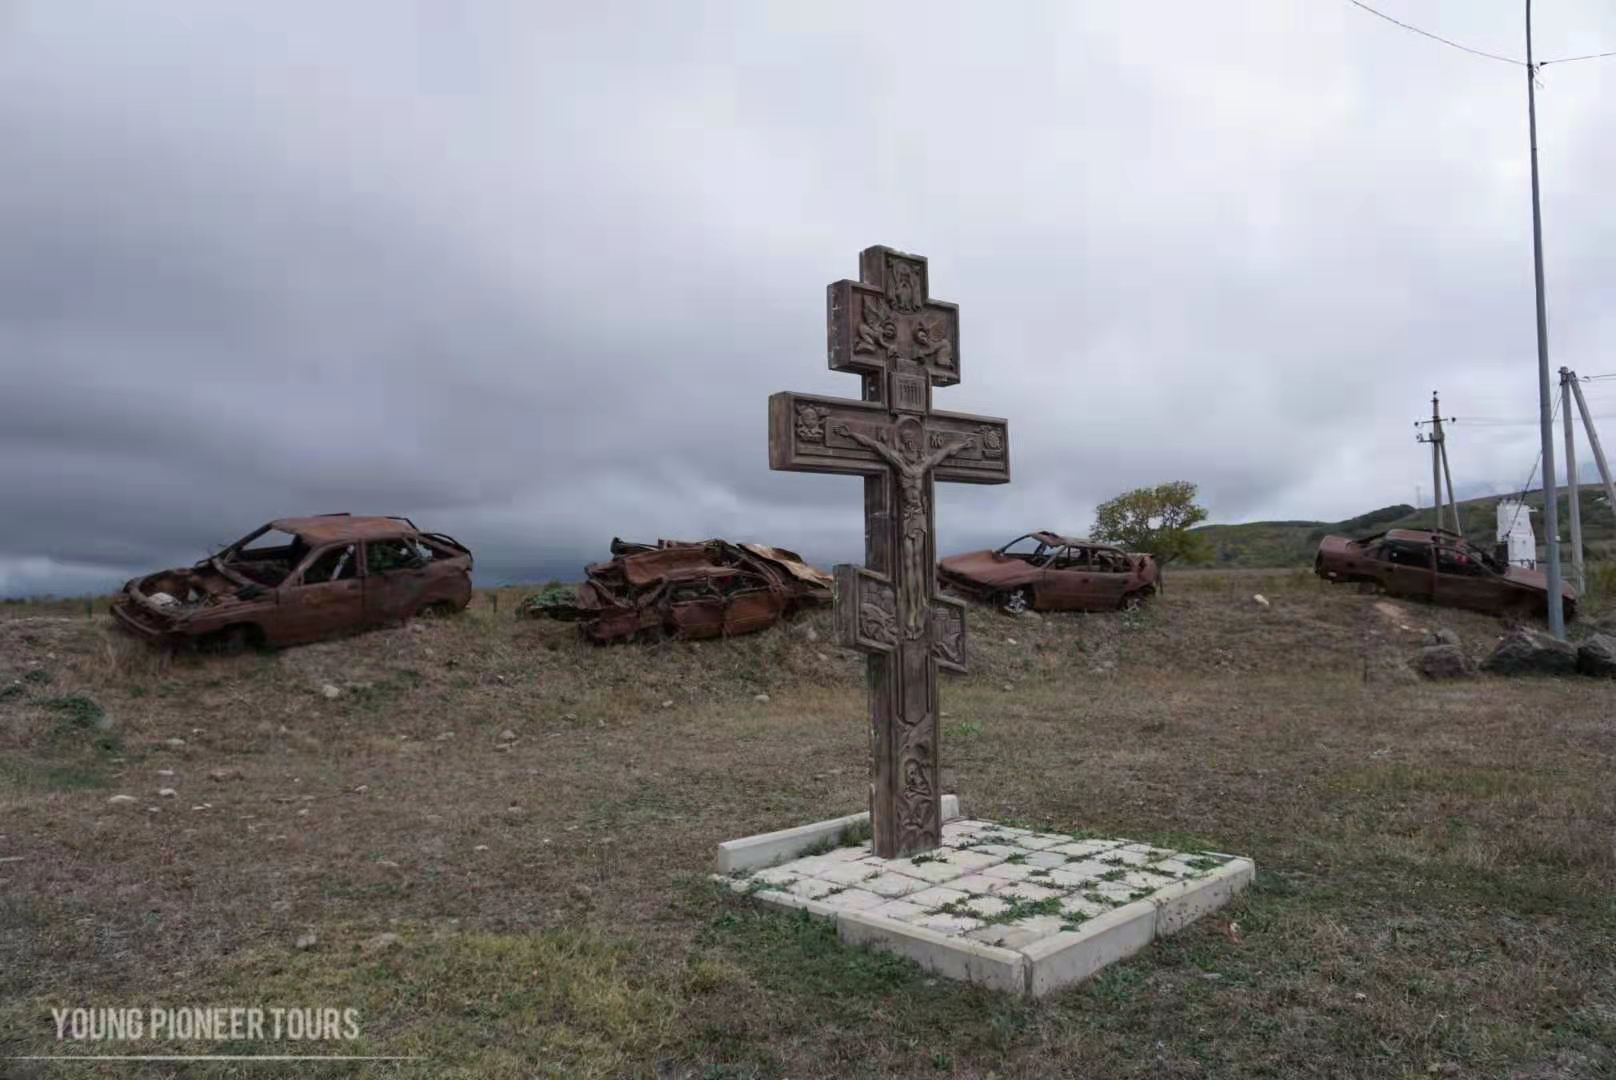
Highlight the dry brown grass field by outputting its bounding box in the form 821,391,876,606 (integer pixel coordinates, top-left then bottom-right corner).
2,569,1613,1078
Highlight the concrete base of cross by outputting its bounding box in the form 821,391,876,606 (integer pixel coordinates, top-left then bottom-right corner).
712,807,1254,998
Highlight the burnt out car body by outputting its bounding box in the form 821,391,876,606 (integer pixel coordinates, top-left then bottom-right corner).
1314,527,1576,622
938,531,1161,613
112,515,474,649
540,537,832,644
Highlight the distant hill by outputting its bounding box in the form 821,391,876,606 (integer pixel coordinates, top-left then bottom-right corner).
1195,489,1616,568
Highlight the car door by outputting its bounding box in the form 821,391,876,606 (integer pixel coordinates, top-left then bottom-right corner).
1085,548,1133,608
1037,547,1088,609
667,577,725,639
1379,540,1434,601
1044,547,1128,610
1434,543,1506,612
276,543,364,644
362,537,434,625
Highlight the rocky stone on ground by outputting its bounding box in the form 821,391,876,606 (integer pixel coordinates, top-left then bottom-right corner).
1575,633,1616,677
1480,627,1577,677
360,932,402,955
295,932,318,950
320,684,342,700
1415,643,1474,679
1425,627,1460,648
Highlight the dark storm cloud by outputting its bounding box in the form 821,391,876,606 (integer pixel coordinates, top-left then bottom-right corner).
3,0,1614,595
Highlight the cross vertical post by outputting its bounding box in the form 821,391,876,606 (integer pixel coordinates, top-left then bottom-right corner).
768,246,1010,857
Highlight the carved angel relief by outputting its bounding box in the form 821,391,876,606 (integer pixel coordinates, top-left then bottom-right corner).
795,404,828,441
859,594,897,647
896,743,938,847
855,297,900,360
912,316,953,369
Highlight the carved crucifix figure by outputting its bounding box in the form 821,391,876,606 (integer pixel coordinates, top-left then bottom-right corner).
768,246,1011,858
835,419,976,640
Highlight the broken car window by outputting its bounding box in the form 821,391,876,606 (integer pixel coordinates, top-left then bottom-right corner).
366,539,425,575
226,528,305,585
1383,542,1430,568
301,545,357,584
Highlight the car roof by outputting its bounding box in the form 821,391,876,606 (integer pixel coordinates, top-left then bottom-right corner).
1030,530,1087,547
270,514,418,545
1383,528,1470,545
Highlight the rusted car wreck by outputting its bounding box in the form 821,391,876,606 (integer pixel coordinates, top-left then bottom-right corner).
529,538,833,643
112,515,474,650
938,531,1161,613
1315,527,1577,622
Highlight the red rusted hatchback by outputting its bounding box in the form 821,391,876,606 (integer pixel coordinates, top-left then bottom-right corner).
112,514,474,650
938,531,1161,613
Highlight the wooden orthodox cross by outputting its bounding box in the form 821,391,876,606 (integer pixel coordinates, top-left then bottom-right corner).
769,246,1011,858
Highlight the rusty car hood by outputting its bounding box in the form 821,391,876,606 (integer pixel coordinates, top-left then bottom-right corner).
937,550,1039,587
1502,565,1578,599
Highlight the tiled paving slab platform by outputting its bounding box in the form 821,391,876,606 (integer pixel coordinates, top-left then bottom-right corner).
714,813,1253,998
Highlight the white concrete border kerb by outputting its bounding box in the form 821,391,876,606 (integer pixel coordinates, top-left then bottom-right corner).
715,794,960,874
714,806,1254,999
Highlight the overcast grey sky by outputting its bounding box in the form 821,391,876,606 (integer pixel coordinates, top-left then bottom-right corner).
3,1,1614,595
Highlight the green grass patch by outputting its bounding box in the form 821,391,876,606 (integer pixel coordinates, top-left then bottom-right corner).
2,927,681,1080
42,692,105,728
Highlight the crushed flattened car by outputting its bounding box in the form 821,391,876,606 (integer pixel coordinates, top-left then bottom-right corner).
1314,527,1577,622
111,514,474,650
938,531,1161,613
524,537,832,643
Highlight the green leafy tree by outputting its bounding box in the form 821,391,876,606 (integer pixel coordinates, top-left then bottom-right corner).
1091,481,1212,565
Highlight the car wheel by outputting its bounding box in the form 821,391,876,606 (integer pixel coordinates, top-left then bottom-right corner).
1120,589,1151,612
415,601,457,619
1002,588,1030,615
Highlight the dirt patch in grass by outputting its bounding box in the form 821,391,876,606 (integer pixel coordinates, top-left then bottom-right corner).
0,577,1612,1077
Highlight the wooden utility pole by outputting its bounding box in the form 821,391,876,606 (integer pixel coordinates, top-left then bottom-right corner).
1560,368,1584,593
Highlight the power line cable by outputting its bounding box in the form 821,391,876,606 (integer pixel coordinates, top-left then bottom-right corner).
1345,0,1524,65
1540,49,1616,67
1343,0,1614,69
1503,391,1562,536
